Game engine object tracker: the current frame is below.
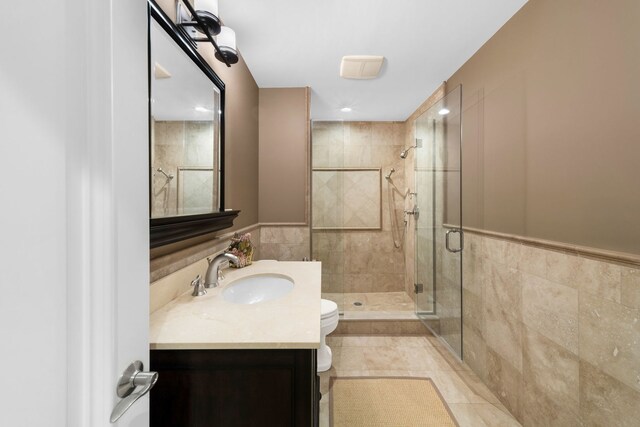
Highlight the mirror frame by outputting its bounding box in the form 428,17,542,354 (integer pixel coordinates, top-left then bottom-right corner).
148,0,239,248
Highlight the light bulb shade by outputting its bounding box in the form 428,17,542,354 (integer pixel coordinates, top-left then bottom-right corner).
215,26,239,64
194,0,218,16
193,0,221,36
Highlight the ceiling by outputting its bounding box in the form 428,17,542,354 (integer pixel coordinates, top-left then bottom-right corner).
218,0,527,121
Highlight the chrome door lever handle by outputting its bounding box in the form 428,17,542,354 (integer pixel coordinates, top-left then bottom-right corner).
110,361,158,423
445,229,464,253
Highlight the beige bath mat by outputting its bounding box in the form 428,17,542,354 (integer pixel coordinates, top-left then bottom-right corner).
330,377,459,427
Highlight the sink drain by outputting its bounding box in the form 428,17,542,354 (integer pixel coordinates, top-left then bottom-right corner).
353,301,363,306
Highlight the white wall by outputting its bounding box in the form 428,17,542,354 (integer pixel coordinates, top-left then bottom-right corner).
0,0,72,425
0,1,150,426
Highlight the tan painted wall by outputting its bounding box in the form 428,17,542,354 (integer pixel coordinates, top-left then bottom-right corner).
210,54,259,230
258,88,309,224
151,1,259,264
447,0,640,255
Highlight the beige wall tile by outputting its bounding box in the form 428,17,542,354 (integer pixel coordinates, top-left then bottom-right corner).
515,244,546,278
462,253,484,296
522,380,582,427
482,236,520,268
486,348,522,422
345,321,372,335
462,289,483,334
370,321,402,335
484,304,522,373
462,326,487,383
569,256,622,303
484,261,522,319
463,231,640,426
621,266,640,309
579,292,640,393
522,327,579,417
521,272,579,354
311,121,407,295
579,360,640,426
483,261,523,371
544,249,581,287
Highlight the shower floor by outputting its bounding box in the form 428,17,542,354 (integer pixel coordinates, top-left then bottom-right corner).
322,292,417,320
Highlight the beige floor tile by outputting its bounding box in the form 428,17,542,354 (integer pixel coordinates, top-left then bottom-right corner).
365,369,412,377
428,371,488,404
363,346,408,370
341,335,394,347
449,403,522,427
325,335,343,347
335,347,366,370
318,335,520,427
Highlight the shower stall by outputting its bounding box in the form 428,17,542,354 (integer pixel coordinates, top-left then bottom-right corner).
310,121,413,319
413,86,463,356
310,86,463,358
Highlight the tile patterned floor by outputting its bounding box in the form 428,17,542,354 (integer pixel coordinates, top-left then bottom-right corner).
319,335,521,427
322,292,418,319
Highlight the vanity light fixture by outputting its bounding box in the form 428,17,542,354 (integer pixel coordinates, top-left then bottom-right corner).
438,108,450,115
340,107,353,112
175,0,235,67
215,27,239,64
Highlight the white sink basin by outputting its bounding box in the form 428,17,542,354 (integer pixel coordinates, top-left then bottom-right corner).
222,273,294,305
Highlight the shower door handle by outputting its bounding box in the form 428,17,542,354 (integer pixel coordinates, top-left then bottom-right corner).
445,229,464,253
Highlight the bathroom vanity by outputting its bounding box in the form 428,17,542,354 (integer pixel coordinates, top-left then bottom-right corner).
149,261,322,426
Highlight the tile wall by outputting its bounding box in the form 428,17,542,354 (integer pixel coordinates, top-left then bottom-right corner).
463,231,640,425
259,225,310,261
311,121,406,294
151,120,217,217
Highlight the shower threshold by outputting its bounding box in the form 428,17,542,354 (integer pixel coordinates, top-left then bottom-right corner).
322,291,434,321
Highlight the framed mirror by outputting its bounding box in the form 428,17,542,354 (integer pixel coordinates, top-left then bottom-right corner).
149,0,238,248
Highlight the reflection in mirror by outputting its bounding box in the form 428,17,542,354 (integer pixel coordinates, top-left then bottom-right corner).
150,18,221,219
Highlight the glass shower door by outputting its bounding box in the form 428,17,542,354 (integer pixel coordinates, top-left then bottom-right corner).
414,86,463,357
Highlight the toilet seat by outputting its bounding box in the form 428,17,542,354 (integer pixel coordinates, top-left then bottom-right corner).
318,299,339,373
321,299,338,320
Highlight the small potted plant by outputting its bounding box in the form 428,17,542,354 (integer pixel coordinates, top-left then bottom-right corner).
227,232,254,268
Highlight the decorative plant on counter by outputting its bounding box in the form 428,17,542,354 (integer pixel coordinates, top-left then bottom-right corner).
227,232,254,268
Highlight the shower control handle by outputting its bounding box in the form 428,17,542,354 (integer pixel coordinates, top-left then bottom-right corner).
445,229,464,253
404,205,419,220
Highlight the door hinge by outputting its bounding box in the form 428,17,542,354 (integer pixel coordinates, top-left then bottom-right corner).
414,283,424,294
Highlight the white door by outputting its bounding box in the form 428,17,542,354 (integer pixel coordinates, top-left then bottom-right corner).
0,0,151,426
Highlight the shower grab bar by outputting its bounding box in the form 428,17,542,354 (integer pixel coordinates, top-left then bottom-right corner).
445,229,464,253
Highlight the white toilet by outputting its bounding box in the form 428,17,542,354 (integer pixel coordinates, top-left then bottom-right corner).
318,299,339,372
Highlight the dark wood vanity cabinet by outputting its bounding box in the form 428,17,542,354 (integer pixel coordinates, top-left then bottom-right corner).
150,349,319,427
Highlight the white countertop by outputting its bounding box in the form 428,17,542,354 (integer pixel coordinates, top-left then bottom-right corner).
150,260,321,350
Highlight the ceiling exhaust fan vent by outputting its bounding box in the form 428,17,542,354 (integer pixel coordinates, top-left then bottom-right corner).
340,55,384,79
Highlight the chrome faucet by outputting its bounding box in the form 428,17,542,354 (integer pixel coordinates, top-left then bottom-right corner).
205,252,239,288
190,275,206,297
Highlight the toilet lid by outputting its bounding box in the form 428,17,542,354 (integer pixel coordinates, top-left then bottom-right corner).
321,299,338,318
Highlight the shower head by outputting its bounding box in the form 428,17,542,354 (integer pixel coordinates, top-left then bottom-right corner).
400,146,415,159
400,139,423,159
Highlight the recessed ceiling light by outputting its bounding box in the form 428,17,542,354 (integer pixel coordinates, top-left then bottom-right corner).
438,108,450,115
341,107,352,112
195,106,211,113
